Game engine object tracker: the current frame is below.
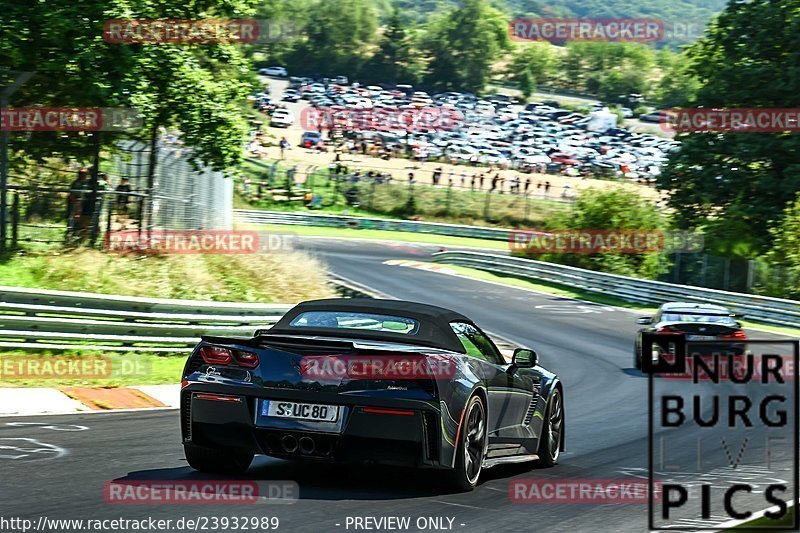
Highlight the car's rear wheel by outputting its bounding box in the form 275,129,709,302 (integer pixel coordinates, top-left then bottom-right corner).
444,395,487,492
184,444,254,474
536,388,563,467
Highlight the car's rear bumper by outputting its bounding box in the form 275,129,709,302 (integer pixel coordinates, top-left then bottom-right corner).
181,384,448,469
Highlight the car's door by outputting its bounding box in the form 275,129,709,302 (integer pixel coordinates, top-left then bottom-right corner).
449,322,534,442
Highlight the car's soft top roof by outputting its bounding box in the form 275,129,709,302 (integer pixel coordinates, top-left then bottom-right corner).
266,298,472,352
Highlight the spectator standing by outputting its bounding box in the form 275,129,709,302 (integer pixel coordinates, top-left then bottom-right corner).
115,177,132,214
67,169,89,239
544,181,551,199
432,167,442,186
279,137,288,159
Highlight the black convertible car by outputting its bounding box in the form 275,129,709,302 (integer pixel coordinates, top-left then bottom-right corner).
180,298,564,490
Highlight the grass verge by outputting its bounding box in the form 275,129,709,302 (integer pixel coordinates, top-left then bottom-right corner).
0,247,334,302
725,505,795,530
239,223,511,250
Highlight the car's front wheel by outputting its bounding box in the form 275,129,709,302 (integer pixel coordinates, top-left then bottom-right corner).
444,395,487,491
184,444,254,474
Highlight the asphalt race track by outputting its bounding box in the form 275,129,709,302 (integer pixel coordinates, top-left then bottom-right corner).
1,236,796,532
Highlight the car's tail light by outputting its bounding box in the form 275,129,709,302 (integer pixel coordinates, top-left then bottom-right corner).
657,326,679,333
722,329,747,340
233,350,260,368
199,345,232,365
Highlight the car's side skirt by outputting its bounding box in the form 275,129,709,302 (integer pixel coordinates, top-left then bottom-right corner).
482,454,539,469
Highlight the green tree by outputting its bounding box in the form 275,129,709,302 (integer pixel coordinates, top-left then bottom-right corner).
527,188,668,279
657,0,800,251
760,193,800,297
508,42,558,85
287,0,378,76
362,8,419,84
423,0,510,93
0,0,258,173
652,48,700,107
516,67,535,99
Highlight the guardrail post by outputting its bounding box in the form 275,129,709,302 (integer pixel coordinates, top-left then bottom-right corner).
11,191,19,249
673,252,682,284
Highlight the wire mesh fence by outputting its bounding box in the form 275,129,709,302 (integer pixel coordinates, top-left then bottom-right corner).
4,136,233,251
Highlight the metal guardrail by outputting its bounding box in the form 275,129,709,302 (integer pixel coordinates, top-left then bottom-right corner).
0,278,382,353
0,286,293,352
432,251,800,329
235,209,515,242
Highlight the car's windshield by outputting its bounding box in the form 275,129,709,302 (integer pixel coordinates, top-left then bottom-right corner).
289,311,420,334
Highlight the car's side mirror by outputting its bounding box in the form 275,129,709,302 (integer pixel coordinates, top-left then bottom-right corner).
512,348,537,368
636,316,653,325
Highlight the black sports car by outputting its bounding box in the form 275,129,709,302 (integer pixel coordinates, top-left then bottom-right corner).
634,302,747,369
180,298,564,491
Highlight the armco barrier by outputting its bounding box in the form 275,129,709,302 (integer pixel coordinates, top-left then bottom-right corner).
0,278,384,353
0,286,293,352
432,251,800,329
234,209,515,241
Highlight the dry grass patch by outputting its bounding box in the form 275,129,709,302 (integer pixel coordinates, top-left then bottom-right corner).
0,248,334,303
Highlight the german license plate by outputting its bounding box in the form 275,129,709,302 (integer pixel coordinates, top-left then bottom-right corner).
262,400,339,422
687,335,717,341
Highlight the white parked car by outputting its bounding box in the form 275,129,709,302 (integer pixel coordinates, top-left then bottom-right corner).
270,109,294,127
259,66,288,77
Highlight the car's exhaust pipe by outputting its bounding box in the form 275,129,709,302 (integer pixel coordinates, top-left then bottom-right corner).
281,434,298,453
298,436,315,455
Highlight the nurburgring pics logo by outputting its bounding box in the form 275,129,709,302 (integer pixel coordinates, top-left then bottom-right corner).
0,108,141,132
661,108,800,133
509,18,664,42
644,336,799,529
104,230,296,254
300,106,465,133
509,230,704,254
103,19,300,44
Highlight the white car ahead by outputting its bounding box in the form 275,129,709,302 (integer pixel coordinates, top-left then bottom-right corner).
271,109,294,127
259,66,288,77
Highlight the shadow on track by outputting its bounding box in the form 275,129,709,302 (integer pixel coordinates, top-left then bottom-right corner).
112,456,550,501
